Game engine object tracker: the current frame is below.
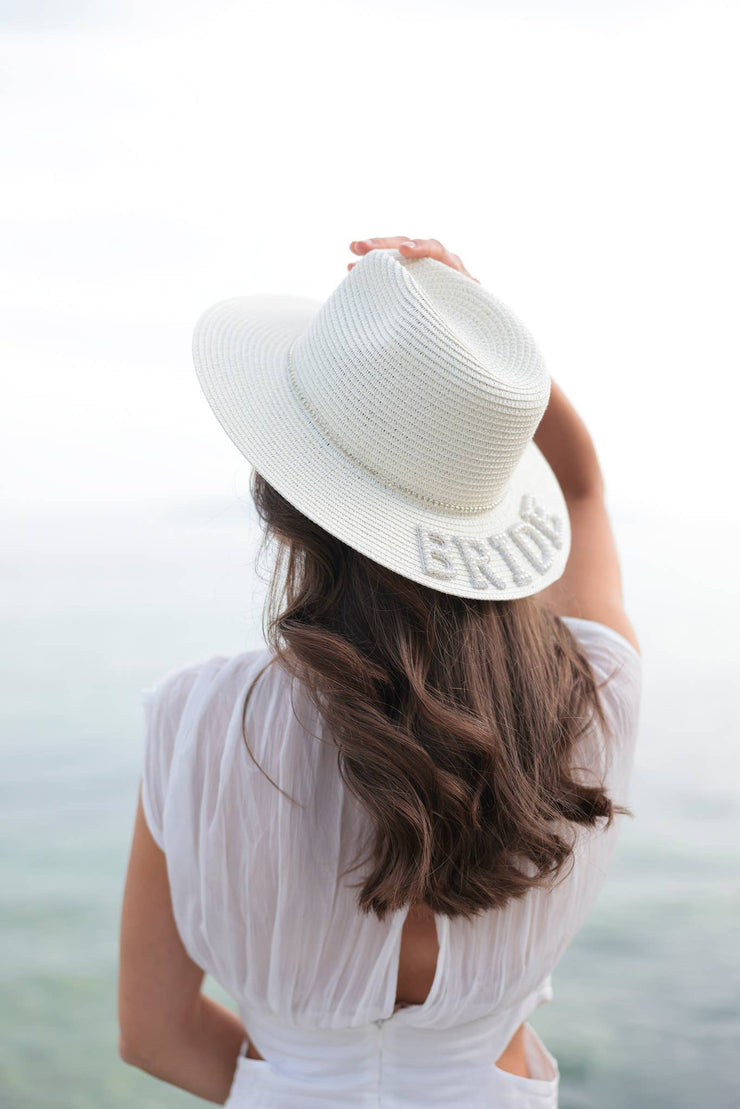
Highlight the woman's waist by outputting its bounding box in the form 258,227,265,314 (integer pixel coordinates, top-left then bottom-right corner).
227,1016,559,1108
240,1007,538,1079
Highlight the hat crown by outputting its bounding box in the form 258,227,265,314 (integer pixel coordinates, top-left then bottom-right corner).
288,248,550,515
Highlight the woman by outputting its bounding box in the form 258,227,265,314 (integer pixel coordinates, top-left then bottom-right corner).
118,236,642,1107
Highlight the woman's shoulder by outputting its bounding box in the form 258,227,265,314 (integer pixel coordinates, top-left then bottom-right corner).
557,614,642,674
141,645,277,725
557,614,643,766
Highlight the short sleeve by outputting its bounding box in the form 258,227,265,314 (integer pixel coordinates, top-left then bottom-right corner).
139,662,206,850
560,616,643,803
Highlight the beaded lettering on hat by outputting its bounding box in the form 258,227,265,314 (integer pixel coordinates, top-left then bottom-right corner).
416,495,565,591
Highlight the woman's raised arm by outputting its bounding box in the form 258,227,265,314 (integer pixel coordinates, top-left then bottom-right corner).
533,379,640,654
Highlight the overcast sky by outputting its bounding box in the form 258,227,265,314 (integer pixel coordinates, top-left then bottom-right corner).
2,0,738,527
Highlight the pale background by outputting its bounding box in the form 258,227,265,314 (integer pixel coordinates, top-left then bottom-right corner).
1,1,738,1106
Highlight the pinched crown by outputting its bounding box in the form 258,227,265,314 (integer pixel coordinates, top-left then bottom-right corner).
287,248,550,516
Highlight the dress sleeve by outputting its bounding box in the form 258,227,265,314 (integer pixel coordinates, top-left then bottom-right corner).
139,663,205,850
561,617,644,805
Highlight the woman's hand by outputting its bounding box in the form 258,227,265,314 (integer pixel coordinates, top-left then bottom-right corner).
348,236,480,284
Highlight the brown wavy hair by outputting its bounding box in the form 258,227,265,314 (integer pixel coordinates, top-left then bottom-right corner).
242,471,631,921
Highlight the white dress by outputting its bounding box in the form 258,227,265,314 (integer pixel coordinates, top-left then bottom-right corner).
140,616,642,1108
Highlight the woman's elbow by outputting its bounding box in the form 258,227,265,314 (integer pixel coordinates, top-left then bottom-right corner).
118,1028,150,1069
117,1022,162,1072
118,1030,141,1067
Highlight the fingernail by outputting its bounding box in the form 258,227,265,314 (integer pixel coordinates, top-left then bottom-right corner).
402,240,416,248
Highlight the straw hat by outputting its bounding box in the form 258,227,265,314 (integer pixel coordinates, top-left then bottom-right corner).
192,246,570,600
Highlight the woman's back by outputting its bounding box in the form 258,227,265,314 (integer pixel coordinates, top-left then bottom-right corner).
120,237,644,1108
140,614,641,1107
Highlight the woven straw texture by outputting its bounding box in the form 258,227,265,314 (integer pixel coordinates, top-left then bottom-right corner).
192,247,570,600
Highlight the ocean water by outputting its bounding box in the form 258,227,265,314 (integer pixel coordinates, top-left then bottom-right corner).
1,499,738,1108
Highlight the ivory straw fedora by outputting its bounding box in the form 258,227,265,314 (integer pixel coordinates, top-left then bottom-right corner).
192,246,570,600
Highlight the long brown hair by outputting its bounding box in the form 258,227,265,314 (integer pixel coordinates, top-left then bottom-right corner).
242,471,631,921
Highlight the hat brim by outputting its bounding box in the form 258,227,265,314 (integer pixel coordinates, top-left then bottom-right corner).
192,295,571,601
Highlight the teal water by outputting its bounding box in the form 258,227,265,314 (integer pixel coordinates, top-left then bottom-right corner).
1,501,738,1108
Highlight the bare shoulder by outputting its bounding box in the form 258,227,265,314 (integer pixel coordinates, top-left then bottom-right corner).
534,491,641,656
